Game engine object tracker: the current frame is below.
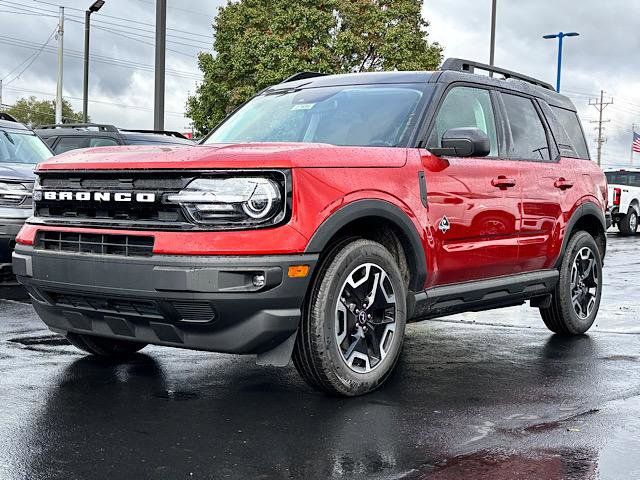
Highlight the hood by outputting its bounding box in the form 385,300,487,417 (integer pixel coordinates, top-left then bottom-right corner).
0,163,37,181
37,143,407,171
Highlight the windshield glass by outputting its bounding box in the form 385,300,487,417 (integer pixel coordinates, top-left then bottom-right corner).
0,130,52,164
204,84,431,147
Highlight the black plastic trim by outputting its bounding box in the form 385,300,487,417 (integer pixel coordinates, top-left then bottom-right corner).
556,202,607,268
410,270,559,321
304,199,427,291
418,171,428,207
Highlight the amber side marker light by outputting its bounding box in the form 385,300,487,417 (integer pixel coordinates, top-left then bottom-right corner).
288,265,310,278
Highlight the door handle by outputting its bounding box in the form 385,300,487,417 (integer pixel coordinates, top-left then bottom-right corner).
554,178,574,190
491,176,517,189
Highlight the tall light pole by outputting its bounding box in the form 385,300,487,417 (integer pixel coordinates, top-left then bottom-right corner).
489,0,497,67
83,0,105,123
543,31,579,92
154,0,167,131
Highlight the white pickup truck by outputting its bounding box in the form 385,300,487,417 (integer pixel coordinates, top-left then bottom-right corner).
606,169,640,235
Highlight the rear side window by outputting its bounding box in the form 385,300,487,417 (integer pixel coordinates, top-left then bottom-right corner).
427,86,498,157
606,171,640,187
502,93,550,161
550,106,590,159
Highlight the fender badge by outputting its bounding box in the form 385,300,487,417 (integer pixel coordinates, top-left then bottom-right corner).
439,216,450,234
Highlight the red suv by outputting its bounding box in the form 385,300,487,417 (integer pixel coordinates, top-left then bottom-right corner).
13,59,608,396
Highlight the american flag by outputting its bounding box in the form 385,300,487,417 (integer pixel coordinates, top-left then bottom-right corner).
634,131,640,154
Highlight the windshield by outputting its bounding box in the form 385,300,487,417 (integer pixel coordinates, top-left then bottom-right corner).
204,84,431,147
0,130,52,164
606,171,640,187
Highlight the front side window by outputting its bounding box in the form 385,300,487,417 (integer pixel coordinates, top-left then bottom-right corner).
551,106,590,160
0,130,52,164
427,86,498,157
204,84,431,148
502,93,550,161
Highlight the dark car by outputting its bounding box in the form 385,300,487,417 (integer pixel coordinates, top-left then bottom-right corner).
0,113,52,284
35,123,194,155
14,59,607,396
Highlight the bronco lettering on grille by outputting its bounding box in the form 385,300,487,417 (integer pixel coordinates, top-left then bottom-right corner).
41,191,156,202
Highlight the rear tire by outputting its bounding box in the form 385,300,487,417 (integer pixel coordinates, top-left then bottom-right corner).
619,208,638,236
540,231,602,335
66,332,147,357
293,239,407,396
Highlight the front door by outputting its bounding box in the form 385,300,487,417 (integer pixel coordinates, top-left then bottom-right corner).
423,85,521,286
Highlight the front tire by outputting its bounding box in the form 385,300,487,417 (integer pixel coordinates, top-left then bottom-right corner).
293,239,407,396
619,208,638,236
66,332,147,357
540,231,603,334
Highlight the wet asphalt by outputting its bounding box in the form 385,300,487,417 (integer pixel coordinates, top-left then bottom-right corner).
0,234,639,480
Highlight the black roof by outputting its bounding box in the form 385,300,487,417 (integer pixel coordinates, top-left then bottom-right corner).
269,57,575,111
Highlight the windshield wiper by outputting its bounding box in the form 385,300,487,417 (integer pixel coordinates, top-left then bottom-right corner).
2,131,16,146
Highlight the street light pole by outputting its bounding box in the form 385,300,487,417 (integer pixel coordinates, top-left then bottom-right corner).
543,31,579,92
82,0,105,123
489,0,497,67
154,0,167,131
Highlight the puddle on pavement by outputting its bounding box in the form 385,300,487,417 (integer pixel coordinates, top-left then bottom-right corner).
420,449,598,480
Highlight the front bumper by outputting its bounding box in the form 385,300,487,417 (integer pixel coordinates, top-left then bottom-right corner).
1,217,27,283
13,245,318,356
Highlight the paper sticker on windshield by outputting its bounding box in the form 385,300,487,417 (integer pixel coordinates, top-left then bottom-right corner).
291,104,315,111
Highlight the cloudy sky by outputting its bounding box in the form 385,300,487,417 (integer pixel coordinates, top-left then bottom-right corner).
1,0,639,168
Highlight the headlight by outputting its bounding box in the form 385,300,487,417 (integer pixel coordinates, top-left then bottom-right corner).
167,177,285,227
0,182,30,206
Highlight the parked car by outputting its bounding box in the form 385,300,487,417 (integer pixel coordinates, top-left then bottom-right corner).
0,113,52,284
605,168,640,235
13,59,608,396
35,123,193,154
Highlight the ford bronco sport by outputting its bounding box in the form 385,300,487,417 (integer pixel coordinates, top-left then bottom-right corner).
13,59,608,396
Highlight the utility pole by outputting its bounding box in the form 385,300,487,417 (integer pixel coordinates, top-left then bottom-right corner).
489,0,497,73
154,0,167,131
589,90,613,167
55,6,64,125
0,79,3,108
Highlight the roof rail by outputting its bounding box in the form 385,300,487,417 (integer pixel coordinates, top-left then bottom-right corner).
440,58,555,91
120,129,189,139
0,112,18,122
282,71,327,83
37,123,119,132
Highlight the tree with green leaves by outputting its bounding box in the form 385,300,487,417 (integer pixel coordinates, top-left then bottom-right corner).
187,0,442,135
5,96,85,127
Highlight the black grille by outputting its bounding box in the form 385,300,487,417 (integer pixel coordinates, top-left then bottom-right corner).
171,301,217,323
47,292,162,318
36,231,154,257
34,171,192,229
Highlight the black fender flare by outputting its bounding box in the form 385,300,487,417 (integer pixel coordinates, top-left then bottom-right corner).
556,201,607,268
304,199,427,291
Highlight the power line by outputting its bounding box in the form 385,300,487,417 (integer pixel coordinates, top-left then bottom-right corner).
1,26,57,85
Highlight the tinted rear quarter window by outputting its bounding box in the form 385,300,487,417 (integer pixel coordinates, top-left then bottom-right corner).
606,172,640,187
502,93,550,161
551,106,590,159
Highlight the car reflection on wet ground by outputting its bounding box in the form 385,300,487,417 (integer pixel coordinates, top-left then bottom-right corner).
0,234,639,480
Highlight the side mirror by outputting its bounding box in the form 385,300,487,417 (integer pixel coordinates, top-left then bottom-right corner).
428,127,491,158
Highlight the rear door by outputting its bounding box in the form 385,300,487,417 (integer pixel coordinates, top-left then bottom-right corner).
423,85,521,285
501,92,579,271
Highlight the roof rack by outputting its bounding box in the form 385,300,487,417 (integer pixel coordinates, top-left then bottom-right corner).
37,123,119,132
440,58,555,91
0,112,18,122
282,71,327,83
119,129,189,139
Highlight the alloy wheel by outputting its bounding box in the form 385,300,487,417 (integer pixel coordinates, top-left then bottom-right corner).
334,263,397,374
570,247,599,320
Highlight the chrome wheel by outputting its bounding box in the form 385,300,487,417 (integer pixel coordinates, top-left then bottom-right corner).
630,212,638,232
335,263,397,374
570,247,599,320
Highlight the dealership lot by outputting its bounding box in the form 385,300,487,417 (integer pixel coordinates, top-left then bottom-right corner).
0,233,638,480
